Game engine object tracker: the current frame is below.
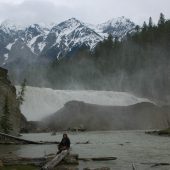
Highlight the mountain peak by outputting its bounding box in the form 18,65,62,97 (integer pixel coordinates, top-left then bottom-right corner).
51,17,83,33
68,17,80,22
0,19,26,32
99,16,134,28
109,16,133,26
0,17,136,65
58,17,82,27
96,16,135,38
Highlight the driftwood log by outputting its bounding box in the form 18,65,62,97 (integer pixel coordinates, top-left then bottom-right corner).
76,141,90,144
79,157,117,161
0,132,89,145
141,162,170,166
42,150,69,170
151,163,170,167
0,132,62,145
0,132,42,144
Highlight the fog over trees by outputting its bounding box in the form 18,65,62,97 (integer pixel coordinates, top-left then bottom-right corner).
8,13,170,104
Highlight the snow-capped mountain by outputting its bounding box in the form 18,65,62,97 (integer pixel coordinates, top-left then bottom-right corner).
97,16,135,38
0,17,135,65
41,18,103,59
0,19,26,33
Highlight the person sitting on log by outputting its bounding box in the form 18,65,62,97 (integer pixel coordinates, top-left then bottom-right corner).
57,133,70,154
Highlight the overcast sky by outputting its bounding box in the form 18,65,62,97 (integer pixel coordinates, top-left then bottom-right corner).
0,0,169,25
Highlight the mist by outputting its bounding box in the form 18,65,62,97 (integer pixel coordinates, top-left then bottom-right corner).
16,86,151,121
3,13,170,110
42,101,170,131
8,39,170,106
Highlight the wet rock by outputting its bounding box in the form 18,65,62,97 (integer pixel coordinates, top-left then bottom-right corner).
118,144,124,146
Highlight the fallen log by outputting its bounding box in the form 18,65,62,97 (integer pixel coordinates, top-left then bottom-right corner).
151,163,170,167
0,132,89,145
0,141,60,145
1,153,78,167
79,157,117,161
76,141,90,144
0,132,41,144
141,162,170,166
42,150,69,170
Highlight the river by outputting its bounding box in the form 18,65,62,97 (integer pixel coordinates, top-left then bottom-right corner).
0,130,170,170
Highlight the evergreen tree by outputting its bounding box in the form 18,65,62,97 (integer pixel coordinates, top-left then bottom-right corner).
142,21,148,32
135,25,140,32
149,17,153,28
17,78,27,106
0,96,12,134
158,13,165,26
105,34,114,48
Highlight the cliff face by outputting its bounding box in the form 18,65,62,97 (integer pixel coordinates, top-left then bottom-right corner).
43,101,170,131
0,67,21,135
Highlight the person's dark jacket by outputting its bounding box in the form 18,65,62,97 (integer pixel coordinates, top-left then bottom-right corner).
59,137,70,149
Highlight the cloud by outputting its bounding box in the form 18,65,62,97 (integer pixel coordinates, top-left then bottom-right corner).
0,0,75,25
0,0,170,25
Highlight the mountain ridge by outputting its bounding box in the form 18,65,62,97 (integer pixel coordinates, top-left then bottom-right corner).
0,17,135,65
43,100,170,130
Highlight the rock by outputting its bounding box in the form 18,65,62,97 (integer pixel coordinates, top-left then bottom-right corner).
0,160,3,167
0,67,22,135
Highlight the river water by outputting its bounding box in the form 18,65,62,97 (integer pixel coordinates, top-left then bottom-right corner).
0,131,170,170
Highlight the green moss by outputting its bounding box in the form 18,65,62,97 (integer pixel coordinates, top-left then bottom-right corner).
0,165,38,170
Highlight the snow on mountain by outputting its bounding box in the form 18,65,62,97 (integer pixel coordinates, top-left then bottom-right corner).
0,19,27,33
16,86,151,120
2,53,9,65
0,17,136,65
6,40,16,50
42,18,103,59
23,24,49,54
96,16,135,38
38,22,55,31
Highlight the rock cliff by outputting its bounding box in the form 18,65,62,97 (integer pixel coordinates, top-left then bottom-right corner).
0,67,21,135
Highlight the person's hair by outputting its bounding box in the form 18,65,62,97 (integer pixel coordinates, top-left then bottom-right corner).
63,133,67,138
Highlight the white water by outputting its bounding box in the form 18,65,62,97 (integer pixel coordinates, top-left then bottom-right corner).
16,86,151,121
